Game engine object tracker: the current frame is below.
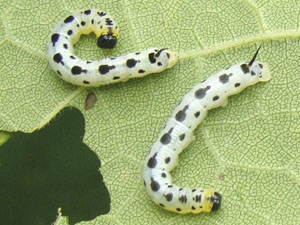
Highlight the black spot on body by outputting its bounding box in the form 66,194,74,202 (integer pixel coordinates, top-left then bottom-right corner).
157,62,162,66
195,86,210,99
57,70,62,76
150,179,160,192
105,18,113,26
99,65,115,75
165,193,173,201
192,206,196,210
63,44,68,49
160,133,171,145
179,195,187,204
167,185,173,188
81,21,86,26
64,15,74,23
164,157,170,164
213,95,219,101
195,195,202,203
219,74,230,84
179,133,185,141
192,189,197,192
258,63,263,69
83,80,90,84
194,111,200,118
251,71,256,76
147,153,157,168
51,33,59,46
176,208,181,212
138,69,145,73
97,12,107,17
84,9,91,15
71,66,87,75
148,53,156,63
175,111,186,122
113,76,120,80
126,58,138,68
67,30,73,35
166,53,170,58
175,105,189,122
70,55,76,59
91,19,94,24
235,83,241,87
179,188,183,191
135,52,141,55
161,172,166,178
241,64,250,74
53,53,63,64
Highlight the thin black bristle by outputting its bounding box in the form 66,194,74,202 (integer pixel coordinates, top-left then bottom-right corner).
155,48,168,57
248,46,261,66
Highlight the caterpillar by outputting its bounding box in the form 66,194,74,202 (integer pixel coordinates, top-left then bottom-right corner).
47,9,178,87
143,47,271,214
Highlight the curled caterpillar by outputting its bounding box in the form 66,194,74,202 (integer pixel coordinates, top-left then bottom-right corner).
47,9,178,87
143,47,271,214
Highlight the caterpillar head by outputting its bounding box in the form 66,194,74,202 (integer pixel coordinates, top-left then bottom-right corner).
211,192,222,211
97,34,118,49
97,28,119,49
154,48,178,68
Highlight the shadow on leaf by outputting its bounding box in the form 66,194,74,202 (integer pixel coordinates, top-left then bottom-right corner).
0,107,110,225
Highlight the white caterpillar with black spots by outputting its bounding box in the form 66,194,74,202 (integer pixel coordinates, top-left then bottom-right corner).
143,48,271,214
47,9,178,87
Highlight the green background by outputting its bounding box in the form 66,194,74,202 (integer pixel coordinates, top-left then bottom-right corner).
1,0,300,224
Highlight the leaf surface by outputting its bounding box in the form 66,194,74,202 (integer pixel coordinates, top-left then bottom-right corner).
1,0,300,224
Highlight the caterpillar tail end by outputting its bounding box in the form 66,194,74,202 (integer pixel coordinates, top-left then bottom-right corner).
258,62,271,82
97,34,118,49
166,50,179,68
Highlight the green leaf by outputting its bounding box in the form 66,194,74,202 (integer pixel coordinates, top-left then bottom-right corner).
1,0,300,225
0,108,110,225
